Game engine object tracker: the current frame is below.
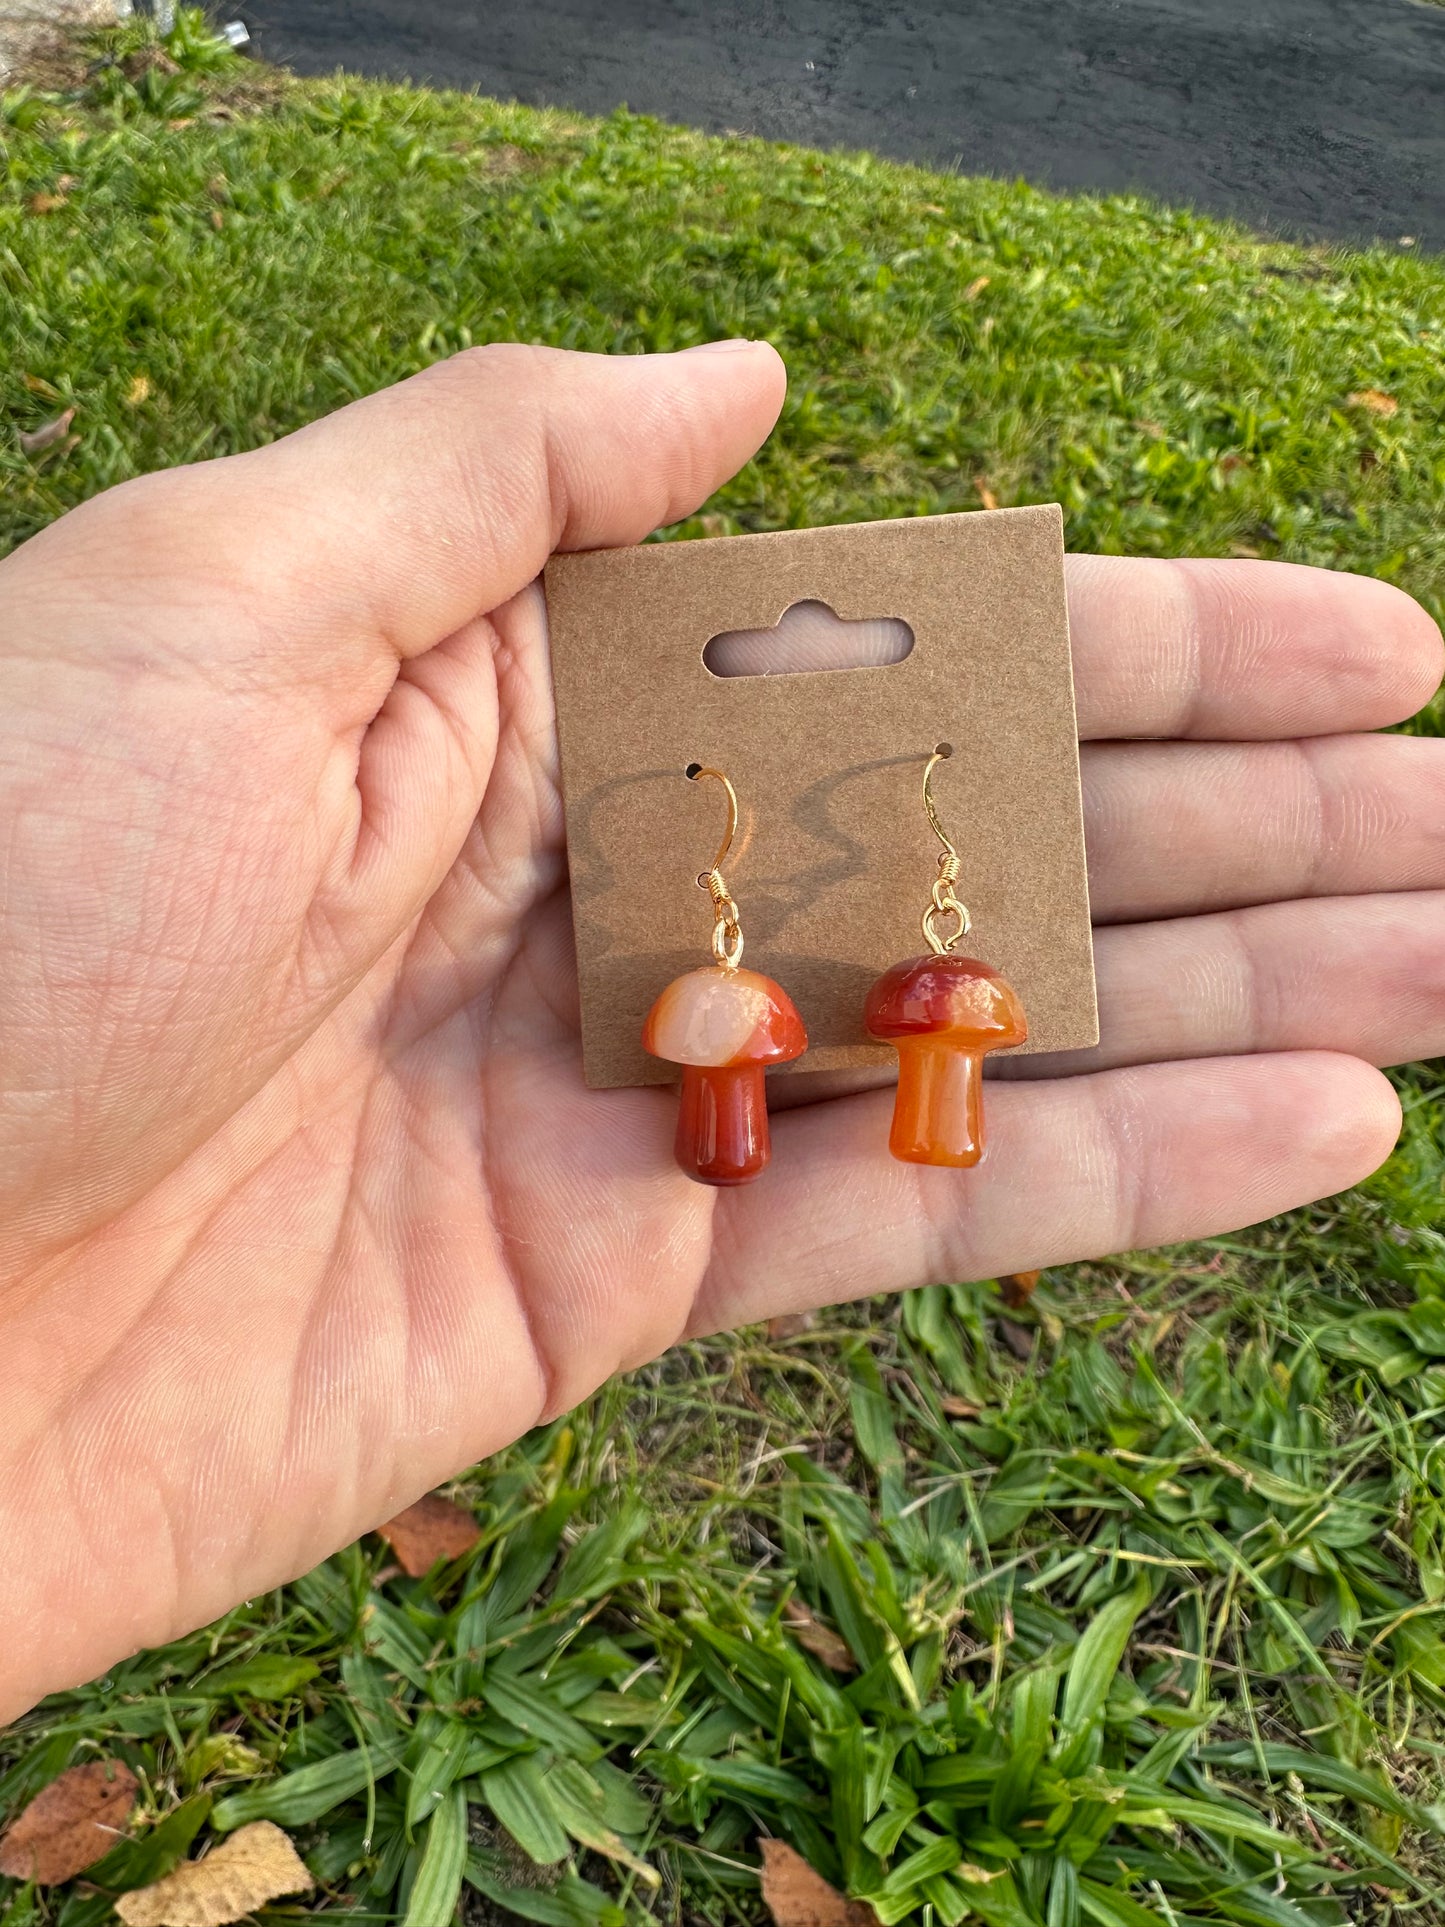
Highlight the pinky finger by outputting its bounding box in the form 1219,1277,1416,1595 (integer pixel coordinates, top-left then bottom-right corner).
695,1052,1400,1333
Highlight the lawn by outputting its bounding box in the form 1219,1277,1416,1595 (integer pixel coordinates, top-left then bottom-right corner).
3,13,1445,1927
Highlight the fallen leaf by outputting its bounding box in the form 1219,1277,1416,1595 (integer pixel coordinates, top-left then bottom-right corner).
782,1598,857,1672
125,374,153,406
0,1760,138,1884
375,1491,480,1576
1000,1270,1040,1309
210,209,224,231
997,1317,1035,1360
940,1395,982,1419
975,480,1000,511
26,175,78,213
759,1840,878,1927
114,1821,312,1927
963,274,991,300
22,373,59,398
767,1310,814,1338
19,407,75,454
1346,388,1398,417
1218,452,1249,474
123,45,179,79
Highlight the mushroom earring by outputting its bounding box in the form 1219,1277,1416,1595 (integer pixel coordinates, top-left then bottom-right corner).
642,766,807,1186
864,745,1027,1167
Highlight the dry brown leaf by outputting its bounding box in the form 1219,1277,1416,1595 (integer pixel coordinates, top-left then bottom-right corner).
997,1317,1036,1360
1000,1270,1041,1309
123,45,180,79
975,480,1000,511
940,1395,982,1419
28,176,77,212
963,274,991,300
759,1840,879,1927
0,1760,138,1884
114,1821,312,1927
767,1310,814,1339
19,407,76,455
375,1491,480,1576
1346,388,1398,417
125,375,153,407
782,1598,857,1673
22,373,59,398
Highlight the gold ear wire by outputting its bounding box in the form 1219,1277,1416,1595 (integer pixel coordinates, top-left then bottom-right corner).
686,764,744,970
920,744,972,955
687,765,737,876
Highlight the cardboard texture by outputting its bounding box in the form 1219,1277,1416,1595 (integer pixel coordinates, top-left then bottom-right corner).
545,506,1097,1089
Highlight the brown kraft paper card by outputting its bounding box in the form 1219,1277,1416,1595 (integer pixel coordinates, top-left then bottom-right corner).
544,505,1097,1089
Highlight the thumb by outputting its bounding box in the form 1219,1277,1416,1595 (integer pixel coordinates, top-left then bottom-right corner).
10,339,787,702
0,343,785,1269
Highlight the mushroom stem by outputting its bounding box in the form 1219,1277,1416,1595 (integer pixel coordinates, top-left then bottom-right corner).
890,1039,986,1167
676,1063,771,1186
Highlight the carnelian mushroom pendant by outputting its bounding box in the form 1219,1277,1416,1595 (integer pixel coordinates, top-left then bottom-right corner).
644,965,806,1185
865,954,1026,1166
643,765,807,1186
865,745,1028,1167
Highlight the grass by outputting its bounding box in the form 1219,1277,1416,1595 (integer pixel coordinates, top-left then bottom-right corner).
2,13,1445,1926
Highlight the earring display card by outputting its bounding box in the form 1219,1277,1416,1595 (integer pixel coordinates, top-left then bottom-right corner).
545,505,1098,1089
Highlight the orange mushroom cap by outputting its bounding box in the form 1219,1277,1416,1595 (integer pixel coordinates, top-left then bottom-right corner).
865,954,1027,1049
643,965,807,1068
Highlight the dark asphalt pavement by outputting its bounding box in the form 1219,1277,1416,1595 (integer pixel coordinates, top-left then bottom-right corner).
249,0,1445,250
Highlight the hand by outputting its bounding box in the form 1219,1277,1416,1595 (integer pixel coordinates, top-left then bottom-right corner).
0,344,1439,1719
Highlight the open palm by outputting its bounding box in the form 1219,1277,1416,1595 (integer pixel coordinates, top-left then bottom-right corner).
0,342,1440,1722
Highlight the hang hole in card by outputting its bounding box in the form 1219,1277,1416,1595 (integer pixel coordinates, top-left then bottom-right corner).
544,506,1098,1091
704,599,915,677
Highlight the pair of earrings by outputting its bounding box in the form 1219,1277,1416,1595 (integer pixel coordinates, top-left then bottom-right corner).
641,749,1028,1186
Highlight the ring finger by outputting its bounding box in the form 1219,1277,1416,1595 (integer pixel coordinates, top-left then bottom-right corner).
1083,731,1445,923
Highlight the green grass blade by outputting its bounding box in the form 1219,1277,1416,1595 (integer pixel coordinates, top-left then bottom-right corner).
1196,1742,1442,1828
480,1752,572,1865
211,1732,408,1831
1055,1579,1150,1770
403,1784,467,1927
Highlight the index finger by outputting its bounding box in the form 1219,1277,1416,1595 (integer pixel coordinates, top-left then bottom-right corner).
1068,555,1441,741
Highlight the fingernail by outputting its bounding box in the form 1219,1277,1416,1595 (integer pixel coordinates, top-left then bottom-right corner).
685,337,762,353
